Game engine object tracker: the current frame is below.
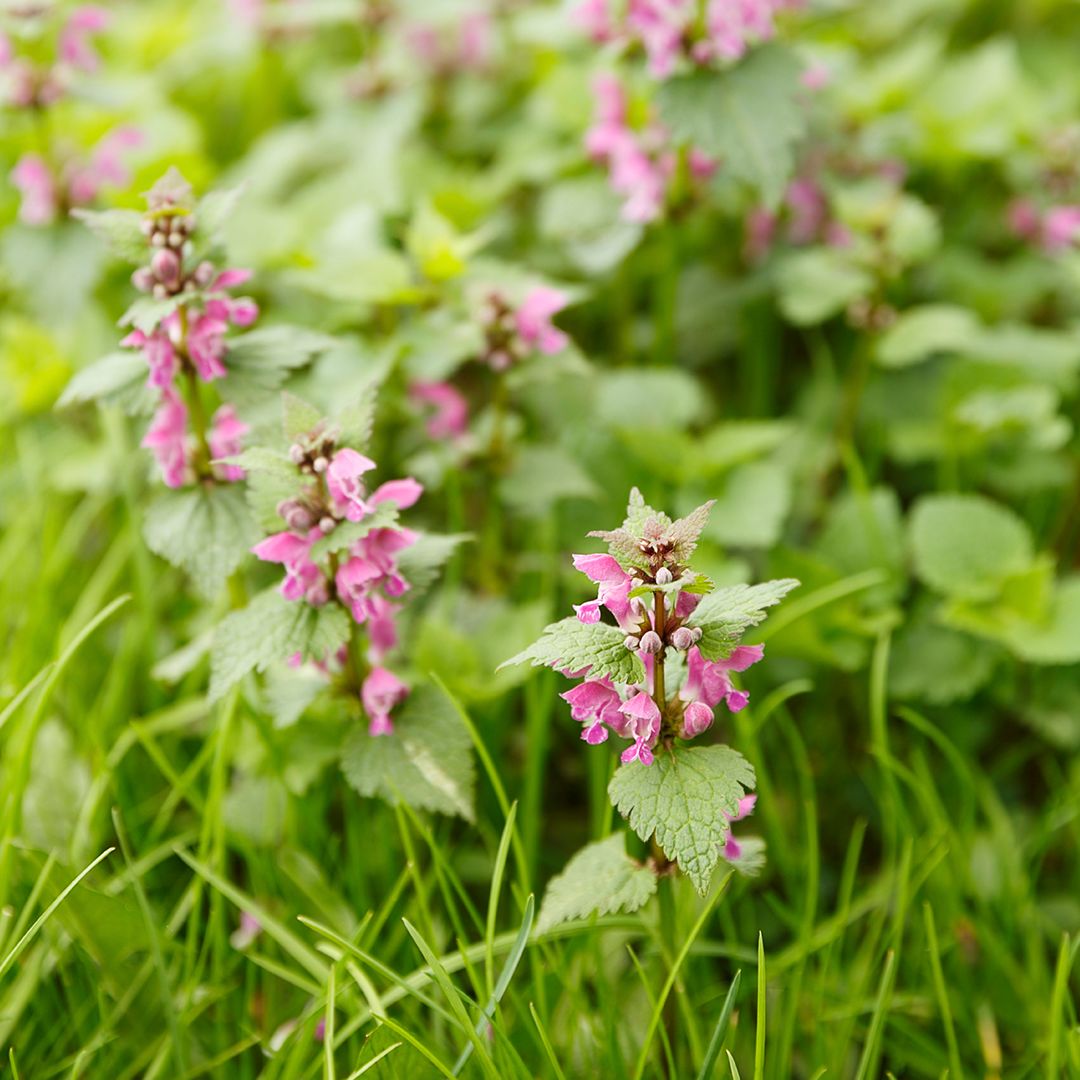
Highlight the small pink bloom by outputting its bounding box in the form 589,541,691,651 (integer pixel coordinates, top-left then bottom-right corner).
410,380,469,440
628,0,691,79
326,448,377,521
801,62,830,90
1007,198,1041,242
187,312,229,381
682,700,714,737
618,691,661,765
59,6,110,73
209,405,249,481
361,667,409,736
253,530,324,602
573,0,617,42
369,478,424,510
785,178,827,245
574,601,602,624
141,390,189,488
562,678,624,745
230,911,263,950
680,643,763,720
11,155,57,225
1042,206,1080,253
212,268,254,290
458,13,492,69
121,328,177,388
336,556,382,622
366,595,399,661
516,287,569,355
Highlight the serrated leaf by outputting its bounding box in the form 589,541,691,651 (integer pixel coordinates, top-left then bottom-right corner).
143,484,259,598
341,684,475,820
628,572,713,600
537,833,657,933
687,579,800,659
589,488,674,571
209,588,351,701
56,350,147,410
222,327,336,408
910,494,1033,601
656,46,806,208
72,208,147,264
228,446,296,475
335,386,378,449
281,391,323,441
395,532,469,592
667,500,715,562
120,295,184,334
497,617,645,684
609,745,756,894
194,185,245,253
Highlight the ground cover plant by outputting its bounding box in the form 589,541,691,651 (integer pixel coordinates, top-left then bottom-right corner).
1,0,1079,1076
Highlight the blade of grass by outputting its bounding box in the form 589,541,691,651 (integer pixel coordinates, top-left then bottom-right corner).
754,933,766,1080
485,800,517,997
345,1039,402,1079
697,970,742,1080
529,1003,568,1080
324,963,338,1080
853,950,897,1080
922,903,962,1080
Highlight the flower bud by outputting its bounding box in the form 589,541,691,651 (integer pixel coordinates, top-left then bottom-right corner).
152,283,167,299
319,516,335,533
151,230,166,247
306,579,330,606
682,701,714,738
288,443,306,464
140,218,155,236
151,248,182,290
670,626,695,651
655,567,673,585
639,630,663,654
623,635,640,651
168,231,184,248
691,626,702,642
131,267,154,292
194,261,215,287
312,456,328,473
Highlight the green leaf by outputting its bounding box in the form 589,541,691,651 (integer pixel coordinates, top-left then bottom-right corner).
193,185,244,254
143,485,259,598
777,249,873,326
56,350,153,414
656,46,806,208
341,684,475,820
220,327,337,407
589,487,675,572
890,618,998,704
120,295,184,334
667,501,716,563
395,532,470,592
537,833,658,933
71,208,147,264
628,572,714,601
498,617,645,684
909,494,1034,601
282,391,323,441
609,745,756,894
687,579,800,660
209,589,351,701
876,304,981,369
1001,578,1080,665
499,445,598,515
708,463,791,549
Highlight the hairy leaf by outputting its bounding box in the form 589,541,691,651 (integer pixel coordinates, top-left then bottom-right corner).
71,208,147,264
687,579,800,659
537,833,657,933
220,327,336,407
609,745,756,894
341,684,475,820
497,617,645,684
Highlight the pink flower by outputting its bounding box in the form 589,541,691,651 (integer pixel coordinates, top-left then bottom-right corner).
67,126,142,205
627,0,693,79
516,287,569,355
59,6,110,73
585,75,630,161
679,644,764,735
618,691,661,765
365,594,399,661
326,448,377,522
361,667,409,736
410,380,469,440
1007,198,1041,243
785,178,827,245
561,678,624,744
801,62,830,90
121,327,177,388
230,911,263,950
187,312,229,381
573,0,617,41
458,13,492,69
573,553,637,630
208,405,249,481
11,155,57,225
335,556,383,623
369,478,424,511
1042,206,1080,253
141,390,189,488
722,793,757,860
253,530,325,603
356,526,418,597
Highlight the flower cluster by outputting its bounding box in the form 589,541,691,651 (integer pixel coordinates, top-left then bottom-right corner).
253,428,424,735
563,548,764,764
3,6,141,225
1007,199,1080,254
478,286,570,371
586,73,715,222
743,176,853,262
575,0,800,79
405,11,492,77
117,170,257,487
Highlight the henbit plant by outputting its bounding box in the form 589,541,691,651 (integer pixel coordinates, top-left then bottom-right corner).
503,488,797,915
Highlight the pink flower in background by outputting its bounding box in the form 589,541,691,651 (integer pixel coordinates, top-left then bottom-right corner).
11,155,58,225
785,178,828,244
722,793,757,860
230,912,263,950
1041,206,1080,252
67,126,143,205
208,406,249,481
585,75,630,160
516,287,569,355
186,311,229,381
628,0,692,79
573,0,617,41
458,13,492,69
361,667,409,736
801,62,830,90
410,381,469,441
1007,198,1042,243
58,6,110,73
141,390,189,488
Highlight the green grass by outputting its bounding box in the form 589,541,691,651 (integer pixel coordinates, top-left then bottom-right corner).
0,414,1077,1079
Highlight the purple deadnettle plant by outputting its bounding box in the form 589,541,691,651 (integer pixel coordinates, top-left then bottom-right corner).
505,489,797,908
